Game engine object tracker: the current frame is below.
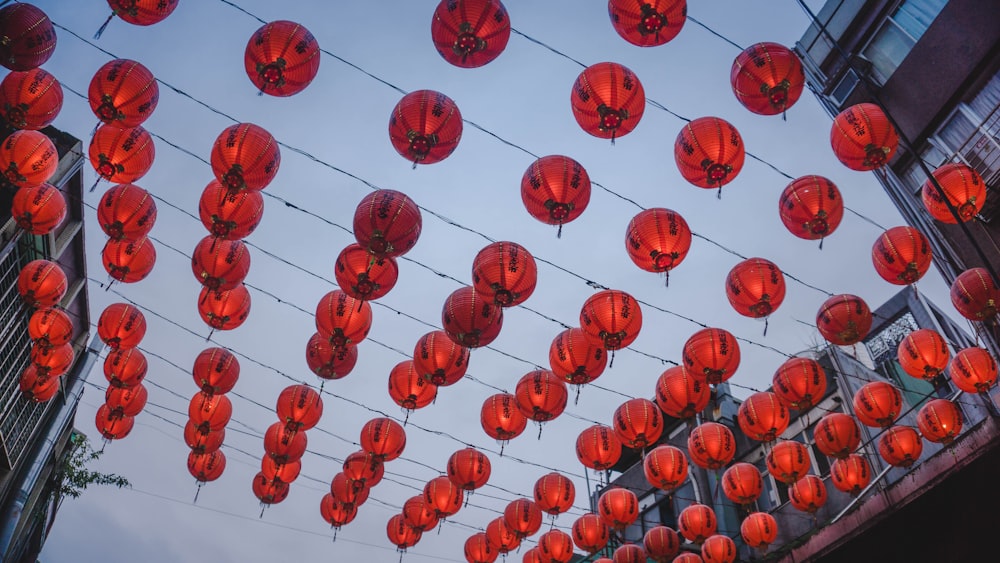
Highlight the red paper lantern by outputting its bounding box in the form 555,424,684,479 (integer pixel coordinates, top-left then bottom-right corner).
741,512,778,550
922,162,986,223
481,393,527,443
0,3,56,71
104,348,147,389
198,284,251,331
831,103,898,171
872,226,932,285
184,421,224,455
607,0,686,47
306,334,357,381
447,447,490,490
343,451,384,490
773,357,827,410
192,347,239,395
878,425,923,467
388,360,437,411
244,20,320,97
575,424,622,471
0,68,63,130
353,189,422,259
950,268,999,323
88,59,158,128
465,532,499,563
830,454,871,496
814,412,861,459
210,123,281,192
682,327,740,385
18,259,66,308
731,42,804,115
320,494,358,529
779,175,844,241
98,302,146,350
103,236,156,283
187,450,226,483
388,89,463,165
276,384,323,431
423,475,464,519
949,347,999,393
534,472,575,516
597,487,638,532
702,534,737,563
335,244,398,302
442,286,504,348
485,517,521,554
1,129,57,187
331,472,369,510
520,155,591,233
726,257,786,319
89,124,155,184
30,341,73,377
644,526,681,563
105,384,147,417
917,398,963,444
571,513,608,554
687,422,735,470
430,0,510,68
315,290,372,347
571,61,645,141
853,381,902,428
678,504,716,544
98,183,156,241
549,328,607,385
95,405,133,440
612,398,663,449
503,498,543,539
613,544,647,563
104,0,178,26
199,180,265,239
766,440,810,484
12,182,65,235
737,391,789,442
643,445,688,492
788,474,827,514
413,330,470,386
28,307,73,349
472,241,537,307
816,294,872,346
252,472,290,505
538,530,574,563
402,495,438,532
191,236,250,291
625,208,692,280
261,457,300,484
655,366,709,419
189,391,232,433
675,116,745,191
721,462,763,506
19,367,58,402
523,548,545,563
360,417,407,462
580,289,642,350
897,328,950,381
514,370,568,422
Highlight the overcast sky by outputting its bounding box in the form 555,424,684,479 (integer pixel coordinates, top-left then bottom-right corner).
21,1,960,561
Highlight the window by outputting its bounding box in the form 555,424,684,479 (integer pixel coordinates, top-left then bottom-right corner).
863,0,946,81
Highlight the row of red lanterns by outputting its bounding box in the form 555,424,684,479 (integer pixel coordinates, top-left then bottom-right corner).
252,385,324,511
15,258,72,403
93,302,148,441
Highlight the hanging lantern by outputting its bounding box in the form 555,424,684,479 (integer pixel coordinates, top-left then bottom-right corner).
0,3,56,71
816,294,873,345
726,257,786,320
788,474,827,514
103,236,156,283
261,457,301,484
184,421,224,454
18,259,66,309
830,454,871,496
361,418,407,462
549,328,607,385
575,424,622,471
687,422,735,469
597,487,639,532
442,286,504,348
104,0,178,27
682,327,740,385
343,450,384,490
571,513,608,554
612,398,662,449
607,0,686,47
471,241,537,307
104,348,147,389
779,175,844,242
878,425,923,467
702,534,737,563
625,208,692,282
244,20,320,97
28,307,73,350
580,289,642,350
772,357,827,411
315,290,372,347
950,268,999,323
276,384,323,431
335,244,398,302
830,103,898,171
191,237,250,291
721,462,763,506
98,302,146,350
731,42,805,115
331,472,369,510
88,59,158,128
949,347,998,393
306,333,358,381
737,391,790,442
897,328,950,381
872,226,932,285
31,342,73,378
643,445,688,492
20,366,58,402
922,162,986,223
853,381,902,428
199,285,251,331
766,440,810,484
413,330,470,386
423,475,464,520
644,526,680,563
210,123,281,192
189,391,232,433
430,0,510,68
655,366,709,419
917,399,963,444
98,183,157,241
187,450,226,483
814,412,861,459
674,117,745,191
192,347,239,395
613,545,647,563
0,68,62,130
503,498,543,540
11,182,65,235
321,494,358,530
465,532,498,563
89,124,155,185
1,129,57,188
520,154,591,234
678,504,717,544
538,530,574,563
571,61,645,141
252,472,290,506
388,89,463,165
534,472,575,516
741,512,778,550
514,370,568,423
481,393,527,443
447,447,490,490
485,517,521,554
402,495,439,532
199,180,265,239
95,405,134,440
353,189,423,259
522,548,545,563
104,384,147,417
388,360,438,411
